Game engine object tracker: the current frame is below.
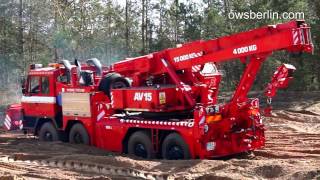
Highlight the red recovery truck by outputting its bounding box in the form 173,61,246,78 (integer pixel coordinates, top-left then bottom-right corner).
4,20,313,159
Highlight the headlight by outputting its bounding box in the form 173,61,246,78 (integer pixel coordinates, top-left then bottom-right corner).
204,124,209,133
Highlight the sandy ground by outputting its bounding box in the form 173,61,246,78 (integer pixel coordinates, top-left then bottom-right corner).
0,92,319,179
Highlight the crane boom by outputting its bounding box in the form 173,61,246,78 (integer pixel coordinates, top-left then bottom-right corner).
112,20,312,75
110,20,313,112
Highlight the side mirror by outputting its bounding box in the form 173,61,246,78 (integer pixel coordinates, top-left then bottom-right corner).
20,76,26,94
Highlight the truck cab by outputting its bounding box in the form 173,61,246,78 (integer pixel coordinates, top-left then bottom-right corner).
20,59,112,143
21,64,62,138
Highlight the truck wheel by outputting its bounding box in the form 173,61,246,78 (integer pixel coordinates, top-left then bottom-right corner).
98,73,130,97
162,133,190,160
39,122,59,142
128,131,154,159
69,123,90,145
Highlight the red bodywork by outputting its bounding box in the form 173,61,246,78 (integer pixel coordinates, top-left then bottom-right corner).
2,104,22,131
3,20,313,159
263,63,297,116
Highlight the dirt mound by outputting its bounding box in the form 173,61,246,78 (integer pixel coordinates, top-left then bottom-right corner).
196,174,233,180
291,170,320,179
254,164,284,178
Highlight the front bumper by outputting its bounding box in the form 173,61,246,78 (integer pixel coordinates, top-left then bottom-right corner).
200,128,265,158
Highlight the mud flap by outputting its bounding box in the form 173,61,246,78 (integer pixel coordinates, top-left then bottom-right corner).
2,104,23,131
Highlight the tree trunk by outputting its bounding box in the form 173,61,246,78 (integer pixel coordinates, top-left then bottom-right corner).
125,0,130,56
145,0,149,52
174,0,178,43
141,0,145,54
18,0,24,72
54,0,59,62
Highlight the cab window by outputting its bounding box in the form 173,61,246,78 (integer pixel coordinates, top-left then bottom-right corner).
41,77,50,94
29,76,40,94
57,74,68,83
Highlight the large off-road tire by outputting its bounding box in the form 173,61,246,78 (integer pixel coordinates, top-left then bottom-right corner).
162,133,191,160
128,131,155,159
98,73,130,97
69,123,90,145
38,122,59,142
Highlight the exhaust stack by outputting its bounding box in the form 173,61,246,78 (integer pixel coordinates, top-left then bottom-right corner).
86,58,102,76
60,59,72,83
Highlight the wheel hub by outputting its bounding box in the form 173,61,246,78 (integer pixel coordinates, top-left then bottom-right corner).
167,145,184,160
74,132,84,144
134,143,147,158
44,131,53,141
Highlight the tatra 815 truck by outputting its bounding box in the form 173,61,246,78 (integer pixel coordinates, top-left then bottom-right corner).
4,20,313,159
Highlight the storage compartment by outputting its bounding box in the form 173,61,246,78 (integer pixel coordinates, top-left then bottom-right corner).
111,86,185,112
62,92,91,117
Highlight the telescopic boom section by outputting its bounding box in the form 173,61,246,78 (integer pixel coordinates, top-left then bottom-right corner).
112,20,312,75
